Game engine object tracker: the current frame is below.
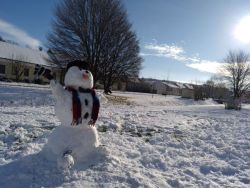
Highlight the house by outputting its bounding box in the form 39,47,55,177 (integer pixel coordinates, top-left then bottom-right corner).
163,82,181,95
0,41,62,83
153,81,182,96
153,81,165,94
181,83,194,99
152,80,196,98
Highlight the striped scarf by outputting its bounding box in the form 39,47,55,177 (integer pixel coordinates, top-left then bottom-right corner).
65,87,100,126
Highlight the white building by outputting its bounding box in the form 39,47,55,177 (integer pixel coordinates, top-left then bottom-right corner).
0,41,61,83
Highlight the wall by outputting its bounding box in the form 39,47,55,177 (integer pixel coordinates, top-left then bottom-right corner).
154,81,166,95
0,58,61,83
182,88,194,99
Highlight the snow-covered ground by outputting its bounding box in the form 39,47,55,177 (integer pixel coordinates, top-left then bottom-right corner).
0,84,250,187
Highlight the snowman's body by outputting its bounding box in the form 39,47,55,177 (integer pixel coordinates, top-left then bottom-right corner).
43,65,100,168
52,81,94,126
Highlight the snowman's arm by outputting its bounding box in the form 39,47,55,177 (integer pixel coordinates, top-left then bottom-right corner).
50,80,67,100
33,65,67,100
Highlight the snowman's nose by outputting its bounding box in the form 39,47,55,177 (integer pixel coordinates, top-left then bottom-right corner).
83,73,89,80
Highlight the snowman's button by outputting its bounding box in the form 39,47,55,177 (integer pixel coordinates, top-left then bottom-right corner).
85,99,88,106
84,112,89,119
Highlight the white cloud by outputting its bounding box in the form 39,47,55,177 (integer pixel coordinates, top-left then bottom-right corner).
186,57,200,63
143,42,222,74
0,19,41,49
144,43,186,61
186,61,224,74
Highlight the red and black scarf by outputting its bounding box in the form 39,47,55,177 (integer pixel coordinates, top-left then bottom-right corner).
65,87,100,126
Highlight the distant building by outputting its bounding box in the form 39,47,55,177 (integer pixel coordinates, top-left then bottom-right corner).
153,81,181,96
0,41,62,83
181,83,194,99
152,81,164,94
152,80,195,98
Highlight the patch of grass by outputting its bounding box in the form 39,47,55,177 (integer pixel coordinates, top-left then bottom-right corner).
105,95,129,104
97,125,107,132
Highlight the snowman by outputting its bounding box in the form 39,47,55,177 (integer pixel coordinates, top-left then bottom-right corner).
36,60,101,169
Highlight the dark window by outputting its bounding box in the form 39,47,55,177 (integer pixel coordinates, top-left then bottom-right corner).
0,64,5,74
24,68,29,77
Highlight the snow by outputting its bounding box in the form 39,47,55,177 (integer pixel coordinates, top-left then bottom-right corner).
0,83,250,187
0,41,52,66
162,82,179,88
43,125,100,164
174,82,185,89
184,83,194,90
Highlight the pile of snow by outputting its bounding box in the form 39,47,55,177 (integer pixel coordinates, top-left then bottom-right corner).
0,81,50,88
0,84,53,106
0,84,249,187
42,126,100,165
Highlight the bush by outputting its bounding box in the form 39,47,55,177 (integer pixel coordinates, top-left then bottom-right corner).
194,86,205,101
23,79,30,83
126,81,152,93
0,76,12,82
225,98,241,110
34,79,43,84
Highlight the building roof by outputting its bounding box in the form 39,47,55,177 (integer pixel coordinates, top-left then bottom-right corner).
162,82,179,88
0,41,53,67
175,82,185,89
154,80,194,90
183,83,194,89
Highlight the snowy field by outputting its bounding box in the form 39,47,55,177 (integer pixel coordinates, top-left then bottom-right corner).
0,83,250,188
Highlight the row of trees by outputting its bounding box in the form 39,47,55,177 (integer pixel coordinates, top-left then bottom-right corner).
202,50,250,109
47,0,142,93
184,50,250,106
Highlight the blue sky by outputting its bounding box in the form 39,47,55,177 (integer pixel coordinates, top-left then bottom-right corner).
1,0,250,83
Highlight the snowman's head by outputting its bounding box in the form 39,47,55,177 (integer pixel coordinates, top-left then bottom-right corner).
64,61,93,89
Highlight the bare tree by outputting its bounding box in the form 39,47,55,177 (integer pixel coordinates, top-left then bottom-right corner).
204,77,229,103
223,50,250,99
47,0,142,92
11,55,27,82
203,80,215,98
